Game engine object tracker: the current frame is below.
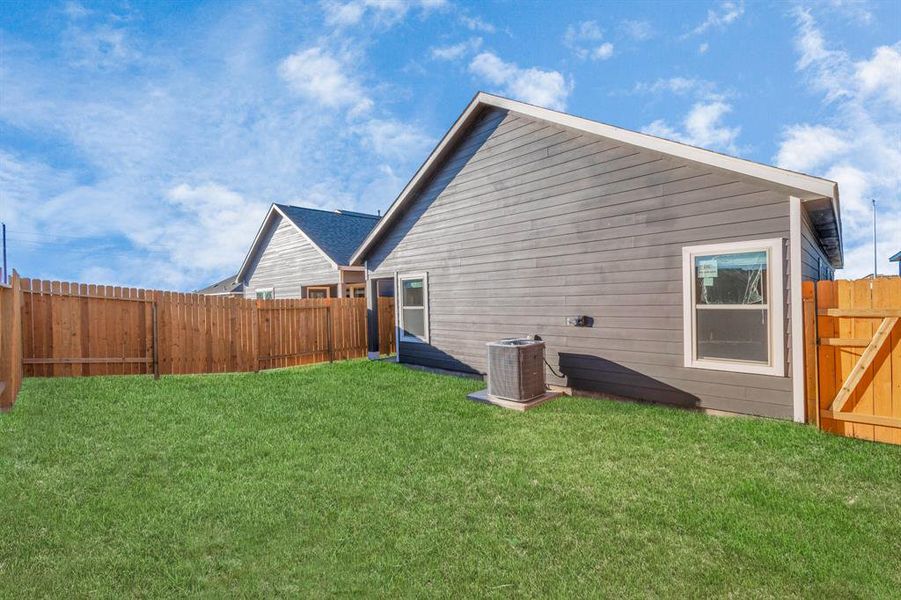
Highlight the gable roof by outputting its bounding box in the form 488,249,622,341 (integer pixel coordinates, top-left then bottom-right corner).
195,275,243,295
351,91,843,267
236,204,379,282
890,251,901,262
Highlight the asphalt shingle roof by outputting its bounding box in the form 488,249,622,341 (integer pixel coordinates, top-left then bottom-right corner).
195,275,243,295
275,204,380,265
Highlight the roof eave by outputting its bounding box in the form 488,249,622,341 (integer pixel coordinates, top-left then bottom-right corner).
235,204,280,283
349,91,486,265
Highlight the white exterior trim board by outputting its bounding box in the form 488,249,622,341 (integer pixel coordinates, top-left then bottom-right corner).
789,197,805,423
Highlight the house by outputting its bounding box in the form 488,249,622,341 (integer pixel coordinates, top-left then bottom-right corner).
891,251,901,276
351,92,843,422
236,204,379,299
195,274,244,297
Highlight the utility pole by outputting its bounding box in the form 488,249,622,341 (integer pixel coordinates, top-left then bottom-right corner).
872,199,877,280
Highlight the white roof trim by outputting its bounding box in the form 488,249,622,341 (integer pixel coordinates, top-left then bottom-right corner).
236,204,339,283
350,91,840,266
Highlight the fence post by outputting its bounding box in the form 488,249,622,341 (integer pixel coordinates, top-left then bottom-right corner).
326,305,334,363
152,302,160,380
802,293,818,425
0,272,23,411
252,300,260,372
812,283,820,428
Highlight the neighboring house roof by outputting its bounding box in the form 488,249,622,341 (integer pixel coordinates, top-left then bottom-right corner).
351,91,843,267
236,204,379,282
890,251,901,262
196,275,244,295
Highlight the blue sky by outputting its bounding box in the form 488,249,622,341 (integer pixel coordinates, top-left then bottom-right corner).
1,0,899,289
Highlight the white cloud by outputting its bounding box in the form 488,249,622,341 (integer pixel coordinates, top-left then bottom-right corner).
564,21,613,60
644,101,741,152
634,76,724,100
159,183,266,272
636,77,740,152
775,8,901,278
0,6,434,290
774,125,849,172
564,21,603,45
0,151,78,234
593,42,614,60
322,0,447,28
60,5,141,71
854,44,901,108
430,37,482,61
278,47,373,115
698,42,709,54
825,0,874,25
322,1,367,26
356,118,435,162
459,14,495,33
621,19,654,41
685,1,744,37
62,1,91,19
469,51,572,111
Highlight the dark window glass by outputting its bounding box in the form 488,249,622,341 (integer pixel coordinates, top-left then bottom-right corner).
402,279,424,307
377,279,394,298
696,309,768,363
402,308,425,338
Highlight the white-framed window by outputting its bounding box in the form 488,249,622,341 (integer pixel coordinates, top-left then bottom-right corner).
255,288,273,300
306,286,331,299
345,283,366,298
682,239,784,376
397,273,429,343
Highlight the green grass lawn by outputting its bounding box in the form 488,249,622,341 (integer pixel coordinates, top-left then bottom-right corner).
1,360,899,598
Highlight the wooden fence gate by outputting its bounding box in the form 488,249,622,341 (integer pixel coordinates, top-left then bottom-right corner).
378,297,396,356
803,277,901,445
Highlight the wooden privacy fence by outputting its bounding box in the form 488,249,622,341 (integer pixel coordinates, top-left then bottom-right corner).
0,276,368,408
803,277,901,445
0,275,23,410
257,298,368,370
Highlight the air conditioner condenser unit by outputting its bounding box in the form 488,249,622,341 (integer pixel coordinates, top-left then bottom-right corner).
486,338,547,402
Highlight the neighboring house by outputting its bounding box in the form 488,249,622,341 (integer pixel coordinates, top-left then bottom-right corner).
195,274,244,297
352,92,842,422
891,251,901,276
236,204,379,299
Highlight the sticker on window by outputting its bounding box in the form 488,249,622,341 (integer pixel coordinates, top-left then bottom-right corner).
697,259,718,279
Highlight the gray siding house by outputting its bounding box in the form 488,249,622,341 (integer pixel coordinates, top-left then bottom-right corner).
352,93,843,422
236,204,379,299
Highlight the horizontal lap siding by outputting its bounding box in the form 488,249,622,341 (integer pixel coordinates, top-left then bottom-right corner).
370,107,794,418
245,216,338,299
